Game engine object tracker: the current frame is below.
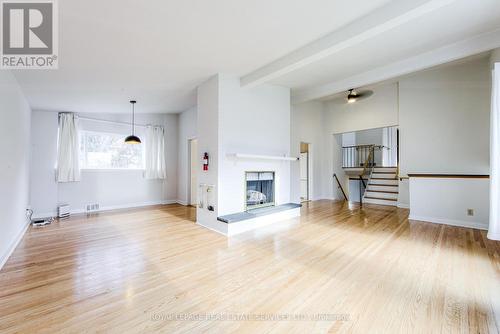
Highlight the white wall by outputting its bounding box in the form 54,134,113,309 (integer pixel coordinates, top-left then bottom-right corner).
356,127,384,166
409,178,489,230
196,75,222,232
218,75,291,215
399,58,490,176
355,127,383,146
348,179,363,203
30,111,178,217
323,134,347,200
290,101,325,202
177,107,197,205
299,56,491,217
399,57,490,210
399,58,491,219
321,83,399,202
29,111,58,216
195,74,293,234
0,71,32,268
342,132,356,146
324,83,399,134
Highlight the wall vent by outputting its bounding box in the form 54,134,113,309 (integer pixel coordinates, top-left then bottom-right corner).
86,203,100,212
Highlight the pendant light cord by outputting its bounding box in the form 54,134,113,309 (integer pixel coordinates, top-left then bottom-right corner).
132,102,135,136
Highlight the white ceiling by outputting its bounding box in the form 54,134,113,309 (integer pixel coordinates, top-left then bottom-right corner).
11,0,500,113
269,0,500,90
12,0,392,113
319,52,492,103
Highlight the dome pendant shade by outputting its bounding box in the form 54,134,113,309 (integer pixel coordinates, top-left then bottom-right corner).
125,100,141,144
124,135,141,144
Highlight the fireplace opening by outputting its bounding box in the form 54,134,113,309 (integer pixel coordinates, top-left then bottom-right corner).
245,172,275,211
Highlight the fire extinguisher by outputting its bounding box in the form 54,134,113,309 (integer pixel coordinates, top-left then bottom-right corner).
203,152,209,171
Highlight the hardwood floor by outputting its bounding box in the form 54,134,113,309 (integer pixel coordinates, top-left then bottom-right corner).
0,201,499,333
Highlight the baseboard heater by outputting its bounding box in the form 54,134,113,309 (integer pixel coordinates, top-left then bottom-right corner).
58,204,70,218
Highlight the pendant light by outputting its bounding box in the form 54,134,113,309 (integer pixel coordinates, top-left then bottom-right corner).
125,100,141,144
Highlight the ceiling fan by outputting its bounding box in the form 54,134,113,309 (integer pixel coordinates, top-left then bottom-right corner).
346,88,373,104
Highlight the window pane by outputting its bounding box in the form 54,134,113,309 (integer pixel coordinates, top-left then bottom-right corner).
80,130,144,169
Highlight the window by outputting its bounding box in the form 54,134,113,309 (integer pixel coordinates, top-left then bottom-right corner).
79,130,144,169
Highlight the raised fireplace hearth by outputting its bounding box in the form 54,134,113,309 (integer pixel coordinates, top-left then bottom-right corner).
246,171,275,211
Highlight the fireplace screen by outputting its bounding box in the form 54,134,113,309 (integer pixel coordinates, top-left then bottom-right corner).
246,172,275,210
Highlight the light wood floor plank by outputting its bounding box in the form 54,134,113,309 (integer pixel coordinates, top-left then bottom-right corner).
0,201,498,333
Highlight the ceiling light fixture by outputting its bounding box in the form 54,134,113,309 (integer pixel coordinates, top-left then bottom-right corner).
347,89,358,103
125,100,141,144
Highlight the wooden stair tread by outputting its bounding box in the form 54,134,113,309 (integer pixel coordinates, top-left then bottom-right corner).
370,177,398,180
366,190,398,194
372,172,396,174
364,196,397,201
368,184,398,187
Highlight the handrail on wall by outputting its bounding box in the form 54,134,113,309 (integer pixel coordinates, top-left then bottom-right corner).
407,174,489,179
333,174,348,201
341,144,387,149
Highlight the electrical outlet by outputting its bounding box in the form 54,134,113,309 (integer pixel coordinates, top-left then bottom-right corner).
467,209,474,216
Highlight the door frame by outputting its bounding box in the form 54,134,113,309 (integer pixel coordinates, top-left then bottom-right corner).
187,137,197,206
300,142,313,202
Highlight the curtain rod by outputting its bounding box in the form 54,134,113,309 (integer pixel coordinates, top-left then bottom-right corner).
72,115,163,129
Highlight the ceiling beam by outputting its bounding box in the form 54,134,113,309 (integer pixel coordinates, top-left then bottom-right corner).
240,0,456,88
291,28,500,104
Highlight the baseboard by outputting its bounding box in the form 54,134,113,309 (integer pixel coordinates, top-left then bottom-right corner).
486,231,500,241
318,197,341,201
196,220,227,237
32,211,57,219
408,214,488,231
0,220,30,271
176,200,188,206
397,203,410,209
78,200,177,214
33,200,179,218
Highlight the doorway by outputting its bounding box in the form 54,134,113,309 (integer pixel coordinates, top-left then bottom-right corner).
188,138,198,206
300,142,310,202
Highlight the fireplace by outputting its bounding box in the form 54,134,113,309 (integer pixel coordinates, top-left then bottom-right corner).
245,172,275,210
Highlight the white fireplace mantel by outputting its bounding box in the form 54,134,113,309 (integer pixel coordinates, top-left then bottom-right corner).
227,153,299,161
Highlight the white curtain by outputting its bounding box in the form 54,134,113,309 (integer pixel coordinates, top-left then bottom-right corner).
489,64,500,240
57,113,81,182
145,126,166,179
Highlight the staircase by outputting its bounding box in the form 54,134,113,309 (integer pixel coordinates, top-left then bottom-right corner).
363,167,399,206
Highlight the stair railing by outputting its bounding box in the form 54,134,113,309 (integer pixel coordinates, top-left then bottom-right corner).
342,144,384,168
333,173,348,201
358,146,375,207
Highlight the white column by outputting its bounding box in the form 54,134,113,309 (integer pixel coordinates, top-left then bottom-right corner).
489,61,500,240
